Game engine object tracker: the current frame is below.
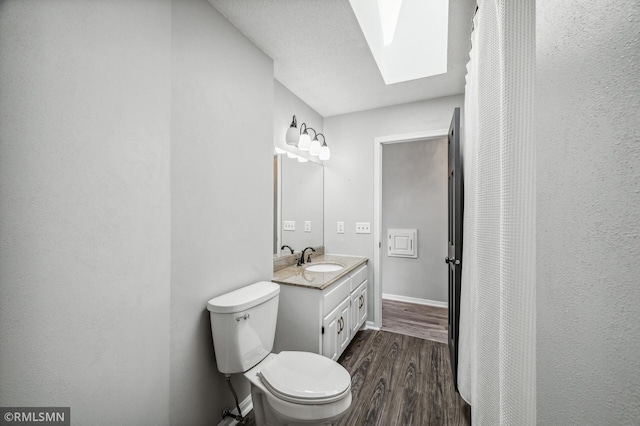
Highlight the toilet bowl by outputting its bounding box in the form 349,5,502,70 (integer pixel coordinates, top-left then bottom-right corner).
245,352,352,425
207,281,352,426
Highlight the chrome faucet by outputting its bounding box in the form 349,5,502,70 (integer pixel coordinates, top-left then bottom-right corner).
281,245,294,255
298,247,316,266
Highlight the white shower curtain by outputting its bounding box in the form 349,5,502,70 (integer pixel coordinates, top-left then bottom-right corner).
457,1,536,424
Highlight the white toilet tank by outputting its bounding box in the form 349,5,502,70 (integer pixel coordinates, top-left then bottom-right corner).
207,281,280,374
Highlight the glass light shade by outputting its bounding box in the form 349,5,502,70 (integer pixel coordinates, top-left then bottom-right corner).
274,146,286,154
309,138,321,156
319,144,331,161
286,126,299,146
298,132,311,151
286,152,297,159
297,156,308,163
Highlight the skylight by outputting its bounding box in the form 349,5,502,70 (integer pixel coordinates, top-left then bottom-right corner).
378,0,403,46
350,0,449,85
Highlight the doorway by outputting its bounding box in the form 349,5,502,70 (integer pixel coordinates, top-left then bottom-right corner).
372,129,449,335
379,137,448,342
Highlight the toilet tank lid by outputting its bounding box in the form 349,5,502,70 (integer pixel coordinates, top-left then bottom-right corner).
207,281,280,314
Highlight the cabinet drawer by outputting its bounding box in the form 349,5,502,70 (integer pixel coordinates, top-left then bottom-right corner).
323,276,350,316
350,264,368,292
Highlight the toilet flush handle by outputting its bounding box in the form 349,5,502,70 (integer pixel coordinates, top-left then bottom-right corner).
235,313,250,321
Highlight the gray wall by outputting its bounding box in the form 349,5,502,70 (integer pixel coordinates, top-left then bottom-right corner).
170,0,274,424
536,0,640,423
0,1,172,424
381,138,448,302
324,95,463,322
0,0,274,425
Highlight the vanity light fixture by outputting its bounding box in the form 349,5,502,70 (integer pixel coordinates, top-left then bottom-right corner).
285,115,299,146
298,123,314,151
285,115,330,161
319,141,331,161
309,133,324,156
274,146,286,154
297,156,309,163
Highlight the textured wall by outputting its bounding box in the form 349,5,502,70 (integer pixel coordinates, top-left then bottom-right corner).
170,0,274,424
324,95,463,324
536,0,640,423
381,138,448,302
0,1,171,424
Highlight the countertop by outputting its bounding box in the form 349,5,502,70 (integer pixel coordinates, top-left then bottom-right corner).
272,254,368,290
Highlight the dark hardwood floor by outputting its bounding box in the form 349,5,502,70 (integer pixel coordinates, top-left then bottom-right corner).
382,299,449,344
336,330,470,425
241,328,470,425
241,297,454,424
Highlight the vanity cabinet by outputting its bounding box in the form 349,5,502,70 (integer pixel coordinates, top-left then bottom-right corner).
273,263,368,360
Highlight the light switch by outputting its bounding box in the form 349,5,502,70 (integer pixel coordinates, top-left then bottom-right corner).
337,221,345,234
356,222,371,234
283,221,295,231
304,221,311,232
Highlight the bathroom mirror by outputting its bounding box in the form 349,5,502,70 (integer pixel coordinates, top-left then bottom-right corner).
273,155,323,258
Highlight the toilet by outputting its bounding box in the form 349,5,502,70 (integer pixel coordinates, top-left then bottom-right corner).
207,281,352,426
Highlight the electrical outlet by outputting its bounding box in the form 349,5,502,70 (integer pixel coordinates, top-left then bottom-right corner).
356,222,371,234
304,221,311,232
283,221,295,231
337,221,345,234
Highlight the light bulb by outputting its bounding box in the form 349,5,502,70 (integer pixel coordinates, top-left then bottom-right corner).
297,156,308,163
286,152,297,159
286,127,299,146
298,132,311,151
319,144,330,161
274,146,286,154
285,115,298,146
309,138,321,156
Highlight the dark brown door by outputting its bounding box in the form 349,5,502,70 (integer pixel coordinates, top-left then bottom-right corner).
446,107,463,391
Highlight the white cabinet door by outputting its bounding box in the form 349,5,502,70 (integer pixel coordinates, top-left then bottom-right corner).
350,286,361,337
323,297,350,361
357,281,368,329
322,309,339,360
350,280,368,336
336,298,351,358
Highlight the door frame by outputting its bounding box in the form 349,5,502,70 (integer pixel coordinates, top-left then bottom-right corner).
372,128,450,328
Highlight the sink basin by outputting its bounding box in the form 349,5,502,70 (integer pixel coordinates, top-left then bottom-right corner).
304,263,344,273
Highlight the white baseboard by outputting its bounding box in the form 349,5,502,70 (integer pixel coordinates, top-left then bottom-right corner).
382,293,448,308
363,321,380,331
218,394,253,426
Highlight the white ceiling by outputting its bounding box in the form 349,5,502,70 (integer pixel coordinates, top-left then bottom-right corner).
209,0,474,117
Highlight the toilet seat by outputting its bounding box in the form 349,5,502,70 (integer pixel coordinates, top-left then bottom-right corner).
258,351,351,405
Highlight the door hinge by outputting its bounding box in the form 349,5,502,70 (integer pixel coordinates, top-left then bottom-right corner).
321,326,325,334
